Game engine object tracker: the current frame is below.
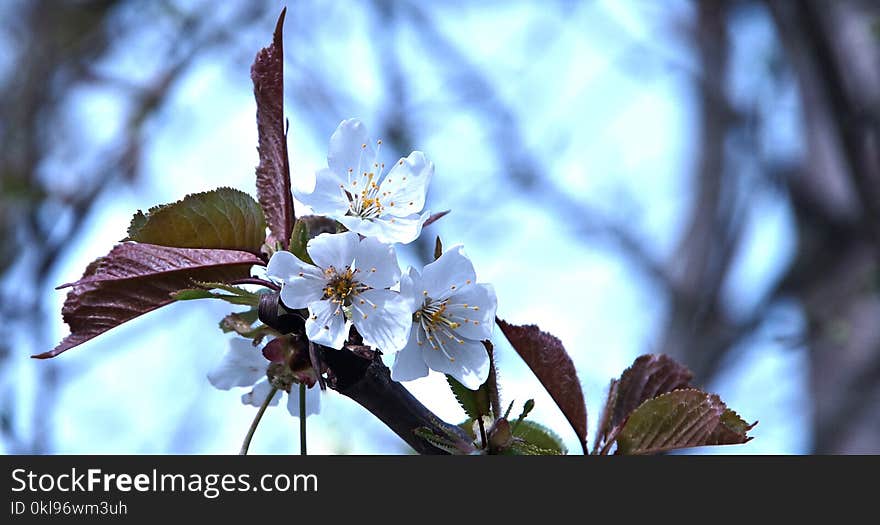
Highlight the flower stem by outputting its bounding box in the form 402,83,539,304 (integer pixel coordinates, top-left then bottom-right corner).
230,277,280,291
299,383,308,455
239,386,278,455
477,416,487,449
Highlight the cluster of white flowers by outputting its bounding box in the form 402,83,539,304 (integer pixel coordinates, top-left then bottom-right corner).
209,118,497,417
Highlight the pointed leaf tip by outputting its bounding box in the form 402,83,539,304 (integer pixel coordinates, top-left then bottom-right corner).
615,389,756,455
446,374,491,421
39,244,260,358
611,353,693,430
252,8,294,249
497,319,588,454
423,210,450,228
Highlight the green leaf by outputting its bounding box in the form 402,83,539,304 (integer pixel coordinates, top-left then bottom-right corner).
615,389,756,455
413,427,475,455
446,375,491,421
171,289,217,301
127,187,267,254
171,289,259,306
503,440,563,456
219,309,260,333
172,281,264,306
193,281,263,299
289,219,313,265
219,310,276,345
512,420,567,455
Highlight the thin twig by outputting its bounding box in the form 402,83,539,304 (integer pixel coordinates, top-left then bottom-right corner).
477,417,487,450
239,386,278,455
299,383,307,455
230,277,280,291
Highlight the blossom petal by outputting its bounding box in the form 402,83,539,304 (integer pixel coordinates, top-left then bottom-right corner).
307,231,358,270
421,245,477,299
267,250,321,283
446,283,497,341
352,289,412,352
421,337,490,390
354,236,401,289
391,327,430,383
294,167,349,216
207,339,268,390
379,151,433,217
267,251,326,309
280,277,326,310
337,212,428,245
286,384,322,418
305,299,348,349
241,379,281,407
328,119,375,178
398,266,423,312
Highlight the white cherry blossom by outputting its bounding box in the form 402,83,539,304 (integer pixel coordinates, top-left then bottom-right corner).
391,245,497,389
295,118,433,244
207,339,320,418
266,231,411,351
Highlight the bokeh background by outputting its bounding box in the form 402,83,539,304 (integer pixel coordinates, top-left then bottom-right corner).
1,0,878,454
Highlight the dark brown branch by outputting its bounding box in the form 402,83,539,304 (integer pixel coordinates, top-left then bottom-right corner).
322,347,471,455
768,0,880,243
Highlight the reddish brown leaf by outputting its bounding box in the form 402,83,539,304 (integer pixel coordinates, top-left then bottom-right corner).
423,210,450,228
57,244,262,288
39,244,261,358
611,353,693,430
615,389,756,455
252,8,294,249
497,319,588,453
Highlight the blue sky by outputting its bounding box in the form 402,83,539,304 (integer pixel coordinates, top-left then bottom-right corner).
3,0,809,454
